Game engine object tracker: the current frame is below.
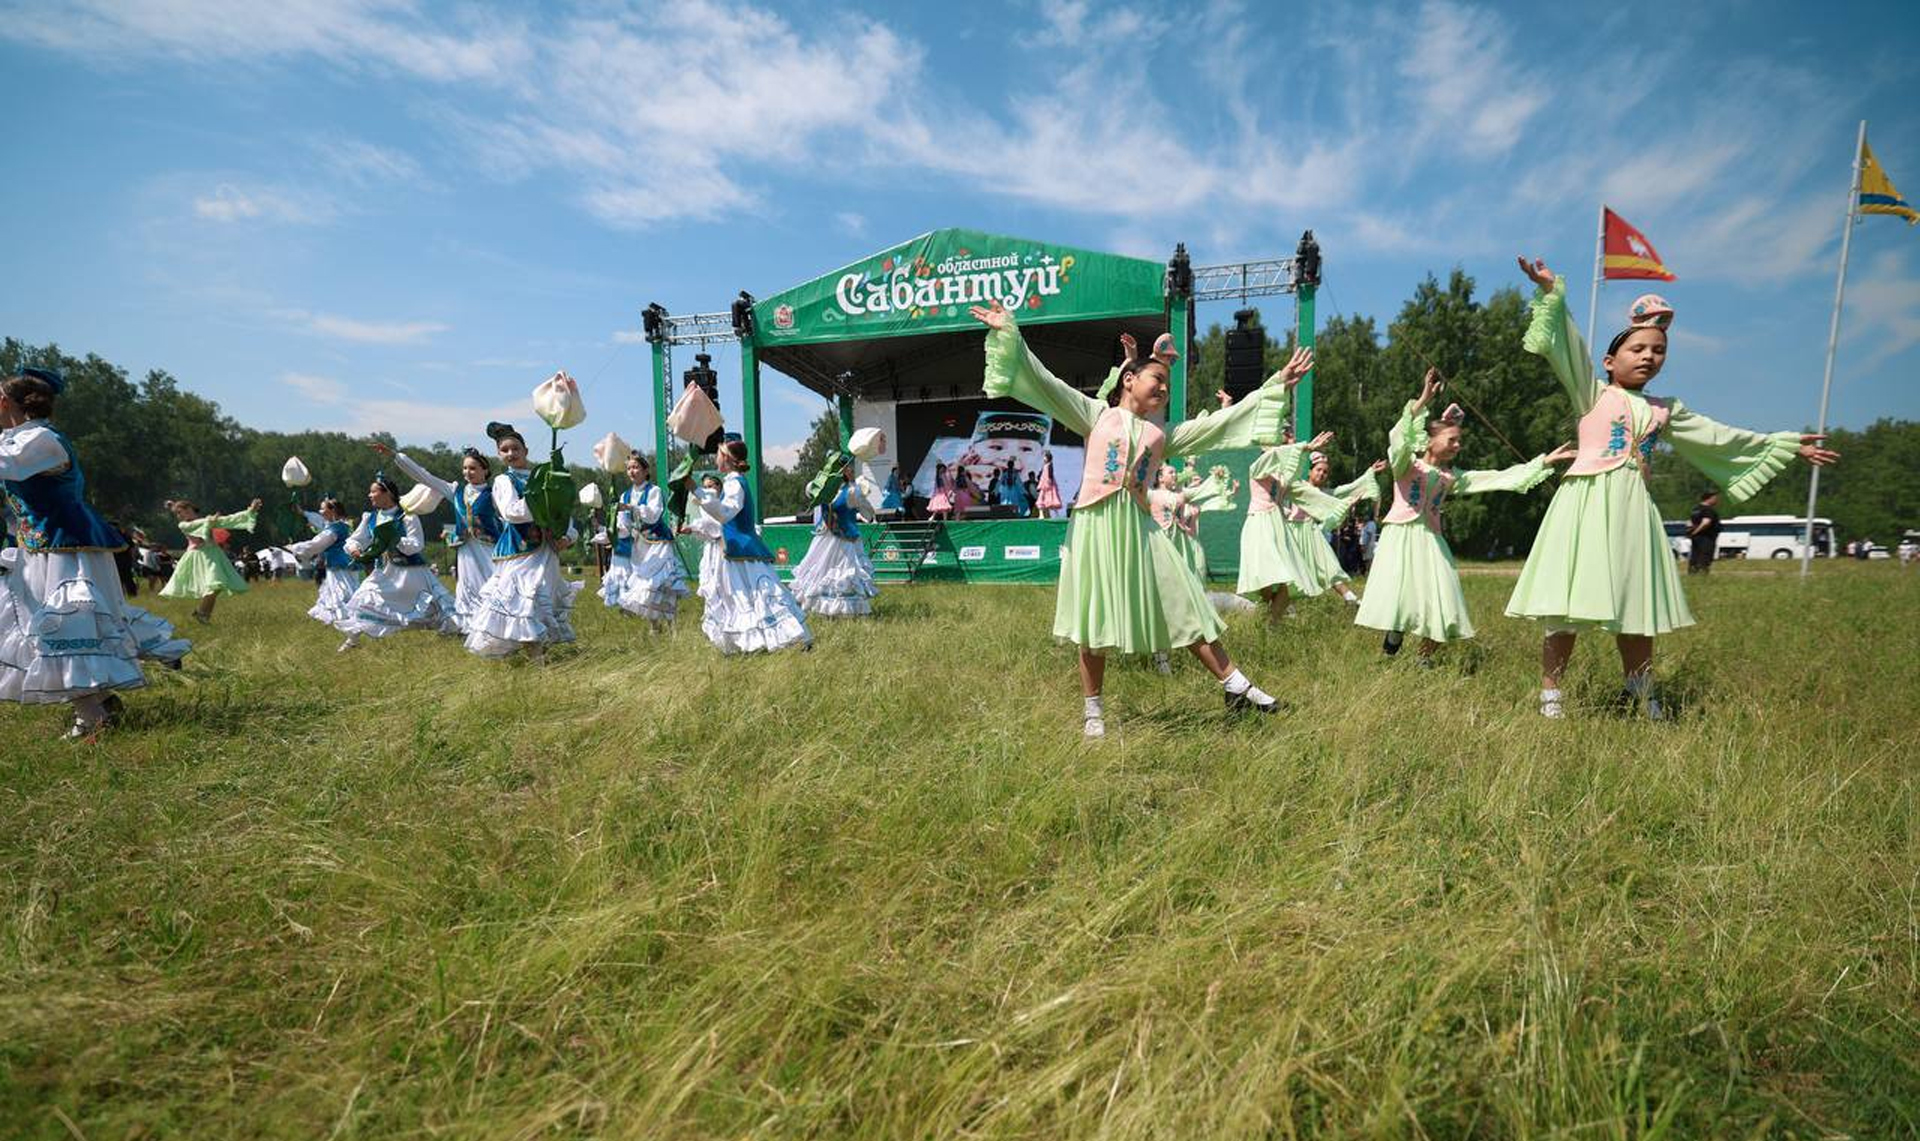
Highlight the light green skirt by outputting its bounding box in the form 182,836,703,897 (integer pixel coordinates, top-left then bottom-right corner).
1353,521,1473,642
1294,518,1351,591
159,547,249,599
1054,495,1224,655
1237,510,1322,597
1506,467,1694,636
1164,525,1209,582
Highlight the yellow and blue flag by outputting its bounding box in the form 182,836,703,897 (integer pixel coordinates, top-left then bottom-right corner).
1861,138,1917,225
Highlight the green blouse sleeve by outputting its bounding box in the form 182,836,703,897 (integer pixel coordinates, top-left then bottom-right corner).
982,317,1102,438
1665,400,1803,504
1453,455,1551,496
1386,401,1421,479
1523,278,1602,416
1166,383,1290,457
1329,472,1380,505
1248,444,1307,482
210,506,260,531
1288,480,1353,526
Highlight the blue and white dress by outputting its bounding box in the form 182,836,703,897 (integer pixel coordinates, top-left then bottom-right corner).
464,466,581,657
341,508,458,638
0,420,190,704
691,473,811,653
392,451,499,630
286,516,362,629
790,480,877,617
600,482,688,622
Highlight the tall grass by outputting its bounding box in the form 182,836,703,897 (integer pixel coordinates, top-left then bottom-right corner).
3,562,1916,1138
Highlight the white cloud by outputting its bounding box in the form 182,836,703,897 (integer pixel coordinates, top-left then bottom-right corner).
610,330,649,345
281,372,347,403
277,309,450,345
1396,1,1545,157
193,182,329,224
1846,246,1920,372
275,370,525,439
312,137,423,186
835,212,867,238
761,440,806,469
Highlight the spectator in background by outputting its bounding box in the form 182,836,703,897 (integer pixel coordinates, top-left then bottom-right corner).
1856,537,1873,560
1358,512,1379,575
1687,490,1721,574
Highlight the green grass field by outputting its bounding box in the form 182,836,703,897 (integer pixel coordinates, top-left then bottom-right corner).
4,562,1917,1139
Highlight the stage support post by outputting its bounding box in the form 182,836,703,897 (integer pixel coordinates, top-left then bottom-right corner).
648,335,669,486
1292,231,1321,439
1164,243,1194,426
837,393,855,446
739,336,764,515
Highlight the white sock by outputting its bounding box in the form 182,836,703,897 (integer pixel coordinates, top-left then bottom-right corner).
1540,688,1564,718
1084,695,1104,720
1222,669,1250,694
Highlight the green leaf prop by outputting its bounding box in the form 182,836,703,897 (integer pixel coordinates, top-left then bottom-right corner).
525,442,578,537
268,491,313,545
356,515,401,565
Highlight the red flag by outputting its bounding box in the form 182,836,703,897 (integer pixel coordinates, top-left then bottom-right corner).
1602,208,1675,281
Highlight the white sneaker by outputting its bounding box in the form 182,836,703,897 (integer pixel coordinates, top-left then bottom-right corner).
1151,653,1172,676
1540,699,1565,719
336,635,360,652
1083,716,1106,739
1645,698,1666,722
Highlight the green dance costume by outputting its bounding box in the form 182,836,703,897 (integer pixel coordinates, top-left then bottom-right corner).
1505,281,1803,636
159,506,258,599
983,315,1288,655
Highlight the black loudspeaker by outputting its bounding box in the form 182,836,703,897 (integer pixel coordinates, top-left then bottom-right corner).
1223,309,1266,400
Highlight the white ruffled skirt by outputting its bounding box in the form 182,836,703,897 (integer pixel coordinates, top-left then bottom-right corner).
464,547,583,657
0,548,191,704
308,566,363,630
789,534,876,617
450,542,496,632
697,542,811,654
344,563,458,638
600,539,689,622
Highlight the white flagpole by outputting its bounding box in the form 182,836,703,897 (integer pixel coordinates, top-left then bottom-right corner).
1587,203,1606,368
1800,120,1867,579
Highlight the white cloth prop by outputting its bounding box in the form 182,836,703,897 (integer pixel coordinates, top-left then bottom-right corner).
533,370,587,430
578,483,605,509
400,483,443,516
667,383,723,446
848,427,886,461
591,431,635,474
281,456,311,487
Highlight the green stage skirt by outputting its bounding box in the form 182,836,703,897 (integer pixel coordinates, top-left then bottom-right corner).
1353,520,1473,643
159,547,249,599
1506,467,1695,637
1237,510,1322,597
1054,494,1224,656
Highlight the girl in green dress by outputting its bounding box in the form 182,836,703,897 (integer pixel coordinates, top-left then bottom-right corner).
1507,256,1840,718
1354,369,1574,663
969,303,1311,739
1289,453,1386,607
159,496,263,624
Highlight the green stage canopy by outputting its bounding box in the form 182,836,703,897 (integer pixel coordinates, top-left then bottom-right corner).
750,228,1175,400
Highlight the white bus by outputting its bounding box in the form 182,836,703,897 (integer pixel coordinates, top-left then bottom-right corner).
1717,515,1836,560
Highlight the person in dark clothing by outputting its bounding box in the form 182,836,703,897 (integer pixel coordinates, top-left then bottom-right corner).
1687,490,1721,574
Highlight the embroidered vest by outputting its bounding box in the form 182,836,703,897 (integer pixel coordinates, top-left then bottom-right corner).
369,509,426,566
1565,385,1672,478
614,485,671,557
1383,460,1457,532
320,520,353,569
492,470,542,559
451,480,501,543
1246,447,1305,517
822,483,862,541
1074,407,1164,511
1,426,124,552
720,475,775,561
1147,488,1180,530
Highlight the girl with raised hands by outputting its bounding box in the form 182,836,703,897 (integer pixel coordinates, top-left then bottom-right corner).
160,494,263,624
688,439,811,654
1355,368,1575,665
791,453,879,618
1149,463,1208,584
463,422,581,659
284,497,361,633
375,442,498,632
600,450,687,630
1507,257,1839,719
1288,453,1388,607
1236,425,1334,622
336,475,457,650
0,366,190,739
970,302,1310,739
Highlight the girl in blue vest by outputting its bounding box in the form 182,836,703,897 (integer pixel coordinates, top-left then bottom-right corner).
690,439,811,653
379,443,500,632
601,450,687,629
0,367,191,738
285,496,362,632
337,475,457,650
464,422,581,658
791,454,878,617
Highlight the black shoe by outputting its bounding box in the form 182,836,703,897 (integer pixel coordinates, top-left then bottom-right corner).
1382,632,1403,656
102,694,125,726
1225,689,1277,715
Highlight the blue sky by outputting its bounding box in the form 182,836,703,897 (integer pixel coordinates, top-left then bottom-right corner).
3,0,1917,466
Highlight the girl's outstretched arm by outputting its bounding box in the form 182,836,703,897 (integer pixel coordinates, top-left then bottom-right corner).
972,305,1103,437
1518,255,1602,415
1666,403,1838,503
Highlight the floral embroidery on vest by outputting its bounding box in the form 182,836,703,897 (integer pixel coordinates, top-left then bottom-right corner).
1102,439,1123,482
1605,415,1629,458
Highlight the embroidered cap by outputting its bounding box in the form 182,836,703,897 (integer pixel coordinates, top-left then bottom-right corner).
1628,294,1674,329
19,366,65,394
